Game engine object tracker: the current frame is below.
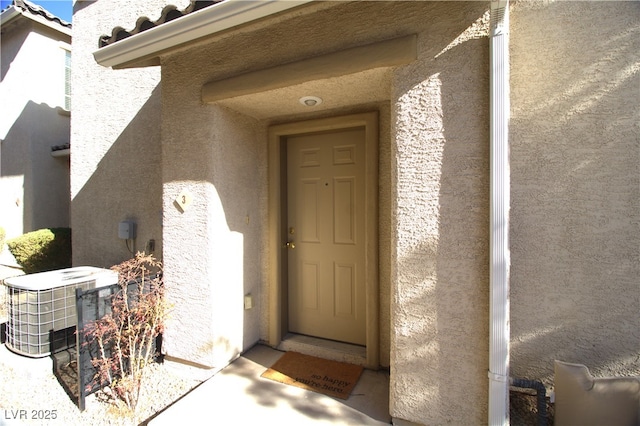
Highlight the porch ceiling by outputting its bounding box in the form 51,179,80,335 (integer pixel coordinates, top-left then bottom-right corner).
214,67,392,120
204,34,416,119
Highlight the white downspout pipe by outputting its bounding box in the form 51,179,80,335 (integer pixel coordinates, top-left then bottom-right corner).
489,0,510,425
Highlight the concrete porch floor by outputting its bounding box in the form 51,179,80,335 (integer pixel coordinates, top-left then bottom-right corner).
149,344,391,425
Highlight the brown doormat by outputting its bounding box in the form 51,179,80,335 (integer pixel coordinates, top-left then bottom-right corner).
261,351,363,400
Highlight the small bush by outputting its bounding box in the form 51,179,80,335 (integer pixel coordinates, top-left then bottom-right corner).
6,228,71,274
84,253,168,412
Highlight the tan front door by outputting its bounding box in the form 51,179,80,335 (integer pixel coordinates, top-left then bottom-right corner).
286,127,366,345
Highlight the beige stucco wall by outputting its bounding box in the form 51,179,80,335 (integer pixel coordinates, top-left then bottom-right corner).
160,99,263,366
158,2,490,424
0,102,70,237
390,6,491,425
510,1,640,384
0,20,70,133
73,1,639,424
71,0,176,267
0,16,70,238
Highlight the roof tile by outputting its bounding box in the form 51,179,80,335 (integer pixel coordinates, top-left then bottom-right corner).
99,0,221,48
8,0,72,28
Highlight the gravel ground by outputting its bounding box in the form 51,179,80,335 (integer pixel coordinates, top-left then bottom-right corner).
0,343,203,426
0,255,205,426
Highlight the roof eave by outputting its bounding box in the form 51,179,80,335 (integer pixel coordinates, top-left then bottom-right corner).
93,0,314,69
0,6,21,26
0,5,71,37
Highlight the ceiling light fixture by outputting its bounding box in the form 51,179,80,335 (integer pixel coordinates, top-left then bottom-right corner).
299,96,323,107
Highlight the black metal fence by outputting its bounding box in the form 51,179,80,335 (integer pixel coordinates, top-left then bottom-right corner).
48,277,159,411
75,283,119,411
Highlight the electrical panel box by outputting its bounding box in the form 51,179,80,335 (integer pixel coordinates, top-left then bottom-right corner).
244,294,253,310
118,221,136,240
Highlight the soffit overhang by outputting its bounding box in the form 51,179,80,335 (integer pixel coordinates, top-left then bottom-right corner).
93,0,314,69
202,35,417,103
202,34,417,119
1,0,71,37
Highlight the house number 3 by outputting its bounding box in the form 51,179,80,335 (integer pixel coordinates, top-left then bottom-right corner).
175,189,193,213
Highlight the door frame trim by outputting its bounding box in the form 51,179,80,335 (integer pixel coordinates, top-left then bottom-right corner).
268,112,379,368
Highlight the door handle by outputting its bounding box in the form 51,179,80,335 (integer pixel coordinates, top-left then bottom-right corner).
285,241,296,249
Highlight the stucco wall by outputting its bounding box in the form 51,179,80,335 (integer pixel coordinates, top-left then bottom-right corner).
71,0,175,267
0,21,70,132
391,6,491,425
1,102,70,236
0,18,70,238
160,98,263,366
71,0,640,423
510,1,640,383
159,2,490,424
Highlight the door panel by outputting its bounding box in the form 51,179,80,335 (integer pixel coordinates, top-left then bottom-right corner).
300,179,320,242
287,128,366,345
334,177,356,244
334,262,356,318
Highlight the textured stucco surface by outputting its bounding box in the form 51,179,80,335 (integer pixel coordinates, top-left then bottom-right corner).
159,1,490,424
160,104,263,367
71,0,640,424
71,0,176,267
509,1,640,383
73,0,493,423
0,17,70,238
390,6,491,425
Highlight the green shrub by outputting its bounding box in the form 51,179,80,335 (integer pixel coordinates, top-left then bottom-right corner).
0,226,5,253
7,228,71,274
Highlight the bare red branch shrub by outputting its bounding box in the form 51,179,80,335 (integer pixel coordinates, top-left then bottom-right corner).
83,253,169,411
